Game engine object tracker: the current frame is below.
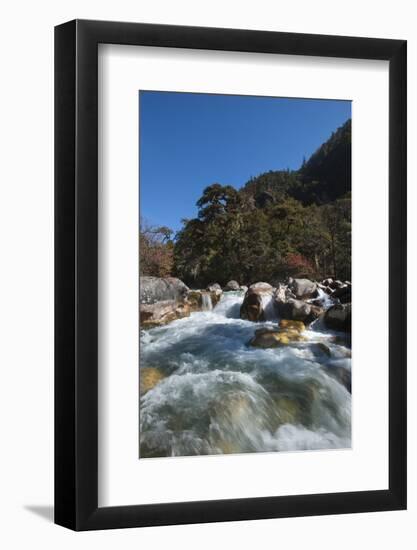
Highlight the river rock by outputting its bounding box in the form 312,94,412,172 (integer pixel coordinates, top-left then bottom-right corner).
274,284,286,304
240,282,274,322
187,289,221,311
333,284,351,304
288,278,317,299
274,283,296,302
240,285,248,293
310,342,332,357
210,289,222,307
140,300,190,329
274,282,323,324
323,286,335,296
274,287,323,323
249,282,274,292
249,327,306,348
330,279,345,290
140,276,189,305
275,296,309,321
206,283,221,292
140,367,166,394
324,303,351,332
224,280,240,291
187,290,204,312
279,319,305,332
308,304,324,322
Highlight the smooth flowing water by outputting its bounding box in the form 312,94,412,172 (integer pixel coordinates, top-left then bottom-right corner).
201,292,213,311
139,291,351,458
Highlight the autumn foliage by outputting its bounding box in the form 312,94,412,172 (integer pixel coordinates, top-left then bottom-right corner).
283,253,316,279
140,220,174,278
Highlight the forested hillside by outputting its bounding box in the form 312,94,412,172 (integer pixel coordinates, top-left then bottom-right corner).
241,119,351,205
140,119,352,287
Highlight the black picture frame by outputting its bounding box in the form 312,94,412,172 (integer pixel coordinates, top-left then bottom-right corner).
55,19,407,531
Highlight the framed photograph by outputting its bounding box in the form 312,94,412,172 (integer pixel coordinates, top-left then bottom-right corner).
55,20,407,530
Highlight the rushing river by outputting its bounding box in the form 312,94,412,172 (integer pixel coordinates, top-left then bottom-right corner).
139,291,351,458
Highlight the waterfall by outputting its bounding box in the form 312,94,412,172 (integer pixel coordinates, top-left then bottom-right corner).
260,293,278,321
211,291,243,318
201,292,213,311
315,288,334,310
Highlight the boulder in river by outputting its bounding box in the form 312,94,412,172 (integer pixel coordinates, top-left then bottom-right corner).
274,294,322,324
333,284,351,304
187,289,221,311
249,327,306,348
140,276,189,305
274,283,295,302
330,279,345,290
140,300,191,329
309,342,332,357
275,297,310,321
324,303,351,332
288,278,318,299
209,289,222,307
279,319,305,332
206,283,222,292
224,280,240,291
273,283,322,324
249,282,274,292
187,290,205,312
240,282,274,322
307,304,324,323
140,367,166,394
321,284,335,296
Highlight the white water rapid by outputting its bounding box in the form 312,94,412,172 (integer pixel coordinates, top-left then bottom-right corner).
140,291,351,458
315,287,335,310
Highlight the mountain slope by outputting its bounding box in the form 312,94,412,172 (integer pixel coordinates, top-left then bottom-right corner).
296,118,351,203
240,118,351,205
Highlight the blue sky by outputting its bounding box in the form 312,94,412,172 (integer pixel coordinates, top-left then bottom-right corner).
139,91,351,232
